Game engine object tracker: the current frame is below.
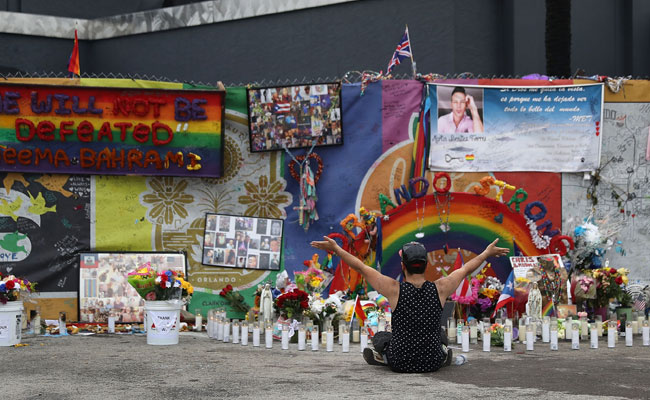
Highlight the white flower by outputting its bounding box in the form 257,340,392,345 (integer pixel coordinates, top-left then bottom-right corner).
165,281,171,288
310,298,324,315
155,277,161,284
173,280,181,288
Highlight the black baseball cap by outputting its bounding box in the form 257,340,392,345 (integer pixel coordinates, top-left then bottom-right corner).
401,241,427,268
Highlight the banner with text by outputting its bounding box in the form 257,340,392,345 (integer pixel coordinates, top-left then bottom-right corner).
428,83,603,172
0,83,224,177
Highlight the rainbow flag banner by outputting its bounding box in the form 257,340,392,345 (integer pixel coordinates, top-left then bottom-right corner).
0,82,225,177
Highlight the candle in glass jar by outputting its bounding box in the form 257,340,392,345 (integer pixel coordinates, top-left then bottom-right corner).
447,318,456,341
469,319,478,344
625,321,633,347
108,310,115,334
541,316,550,343
571,322,580,350
518,317,526,342
580,317,588,339
338,320,345,345
207,310,214,338
607,320,616,348
241,322,248,346
550,323,558,351
252,322,260,347
503,324,512,352
232,321,240,344
298,326,306,351
483,327,491,352
194,309,202,332
265,321,273,349
311,326,320,351
590,323,598,349
526,323,534,351
32,307,42,335
596,315,603,337
216,318,224,341
456,319,463,344
281,324,289,350
342,325,350,353
461,325,469,353
565,317,573,340
642,319,649,346
326,326,334,352
59,312,67,336
360,326,368,352
352,319,360,343
223,320,231,342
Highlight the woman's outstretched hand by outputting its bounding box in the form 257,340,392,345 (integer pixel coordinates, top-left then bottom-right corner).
484,238,510,258
310,236,339,253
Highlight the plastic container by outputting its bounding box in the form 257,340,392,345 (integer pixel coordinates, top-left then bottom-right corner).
453,354,467,365
144,300,182,345
0,301,23,346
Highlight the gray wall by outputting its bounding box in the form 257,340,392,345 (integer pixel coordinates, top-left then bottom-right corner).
0,0,648,84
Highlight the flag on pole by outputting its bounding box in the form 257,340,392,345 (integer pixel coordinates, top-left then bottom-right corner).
386,27,412,74
353,295,367,326
492,270,515,317
67,29,80,77
453,250,471,298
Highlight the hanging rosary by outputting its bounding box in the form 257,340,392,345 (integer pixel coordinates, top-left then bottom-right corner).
434,191,451,253
285,142,322,231
414,198,426,239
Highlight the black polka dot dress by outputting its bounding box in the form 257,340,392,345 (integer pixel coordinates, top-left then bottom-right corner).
385,281,445,373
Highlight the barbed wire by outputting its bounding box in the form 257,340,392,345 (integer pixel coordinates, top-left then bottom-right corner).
0,70,644,88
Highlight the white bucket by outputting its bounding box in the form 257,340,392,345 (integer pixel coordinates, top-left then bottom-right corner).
144,300,181,345
0,301,23,347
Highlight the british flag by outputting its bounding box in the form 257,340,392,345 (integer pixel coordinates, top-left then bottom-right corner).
387,27,412,73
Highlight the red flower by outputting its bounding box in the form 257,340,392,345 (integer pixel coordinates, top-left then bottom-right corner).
615,276,623,285
610,268,617,274
6,280,15,290
300,301,309,309
226,284,233,291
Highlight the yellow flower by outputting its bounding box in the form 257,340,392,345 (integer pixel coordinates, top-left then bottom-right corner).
622,276,629,285
618,268,629,276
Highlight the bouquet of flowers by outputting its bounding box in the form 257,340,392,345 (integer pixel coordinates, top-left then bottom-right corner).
294,265,333,296
219,284,250,313
470,276,503,320
586,267,629,307
488,323,505,346
127,263,193,302
566,215,623,272
274,288,310,319
0,273,36,304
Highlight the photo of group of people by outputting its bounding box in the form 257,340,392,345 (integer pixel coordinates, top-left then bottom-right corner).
203,214,282,270
79,252,187,323
247,82,343,152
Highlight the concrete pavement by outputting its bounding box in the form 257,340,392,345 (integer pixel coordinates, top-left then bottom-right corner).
3,332,649,399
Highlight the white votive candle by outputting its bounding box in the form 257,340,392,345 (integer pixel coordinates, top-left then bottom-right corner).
298,327,306,351
281,325,289,350
311,327,320,351
642,320,649,346
625,321,633,347
108,315,115,334
550,324,558,351
326,327,334,352
232,321,240,344
542,317,550,343
461,325,469,353
526,324,534,351
504,325,512,352
342,325,350,353
241,323,248,346
608,321,616,348
265,327,273,349
590,324,598,349
360,327,368,352
216,318,224,341
223,321,231,342
483,328,491,352
252,323,260,347
571,322,580,350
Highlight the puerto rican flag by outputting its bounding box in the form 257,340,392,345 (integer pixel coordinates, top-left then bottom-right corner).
387,27,412,73
273,101,291,114
492,270,515,318
453,250,471,298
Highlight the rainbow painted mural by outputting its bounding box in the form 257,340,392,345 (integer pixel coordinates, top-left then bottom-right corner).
0,83,224,177
381,192,544,281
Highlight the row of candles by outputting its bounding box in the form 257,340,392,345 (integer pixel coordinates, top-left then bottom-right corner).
448,314,650,352
203,309,371,352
